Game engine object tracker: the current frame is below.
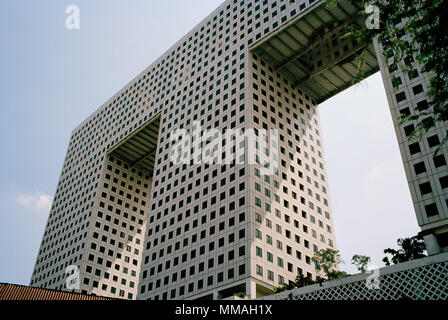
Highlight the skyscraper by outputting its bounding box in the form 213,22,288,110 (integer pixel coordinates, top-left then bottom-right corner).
30,0,448,300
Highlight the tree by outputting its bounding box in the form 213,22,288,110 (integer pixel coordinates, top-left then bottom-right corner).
326,0,448,153
326,270,349,280
272,249,348,293
382,235,427,265
311,248,344,278
292,273,316,288
273,273,318,293
351,254,371,273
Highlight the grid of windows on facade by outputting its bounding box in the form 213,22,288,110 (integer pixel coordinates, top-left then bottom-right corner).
80,156,151,299
380,37,448,222
136,0,336,299
248,51,335,287
31,0,338,300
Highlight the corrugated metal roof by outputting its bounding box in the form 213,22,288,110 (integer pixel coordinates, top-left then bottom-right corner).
251,0,379,104
0,283,116,301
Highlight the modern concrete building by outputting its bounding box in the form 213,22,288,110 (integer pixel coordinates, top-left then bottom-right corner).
30,0,448,300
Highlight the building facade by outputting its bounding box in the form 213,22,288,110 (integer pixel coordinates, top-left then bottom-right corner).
375,41,448,255
30,0,448,300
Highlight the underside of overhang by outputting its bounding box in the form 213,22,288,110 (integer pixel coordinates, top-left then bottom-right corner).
250,0,379,104
107,114,161,175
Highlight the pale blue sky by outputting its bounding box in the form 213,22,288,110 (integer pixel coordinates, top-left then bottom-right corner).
0,0,420,285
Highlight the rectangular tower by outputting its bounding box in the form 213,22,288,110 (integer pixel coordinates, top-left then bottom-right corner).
375,41,448,254
30,0,448,301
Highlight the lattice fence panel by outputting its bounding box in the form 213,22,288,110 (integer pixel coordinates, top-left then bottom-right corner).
285,262,448,300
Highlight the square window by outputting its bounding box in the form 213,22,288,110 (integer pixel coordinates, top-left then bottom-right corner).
409,142,421,155
404,124,415,137
412,84,424,95
414,162,426,175
392,77,402,88
425,203,439,218
419,182,432,195
238,264,245,276
434,155,447,168
400,107,410,116
416,100,429,110
408,69,419,80
427,135,440,148
439,176,448,189
396,92,406,103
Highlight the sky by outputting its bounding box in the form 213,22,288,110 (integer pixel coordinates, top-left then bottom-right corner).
0,0,420,285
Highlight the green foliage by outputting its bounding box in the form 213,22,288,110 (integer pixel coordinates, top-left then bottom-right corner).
326,270,349,280
326,0,448,152
233,292,247,298
273,273,317,293
273,249,348,293
351,254,371,273
311,248,343,277
383,234,427,265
